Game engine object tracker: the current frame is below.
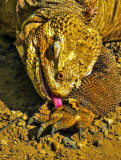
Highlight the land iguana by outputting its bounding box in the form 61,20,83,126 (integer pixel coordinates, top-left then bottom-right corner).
0,0,121,138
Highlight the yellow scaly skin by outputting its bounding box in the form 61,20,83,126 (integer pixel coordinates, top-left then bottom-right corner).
15,0,121,136
16,1,102,100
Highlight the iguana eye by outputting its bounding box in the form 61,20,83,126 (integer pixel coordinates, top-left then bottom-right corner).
50,40,60,60
57,71,65,80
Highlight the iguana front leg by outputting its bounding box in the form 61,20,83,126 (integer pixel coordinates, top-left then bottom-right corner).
29,100,95,139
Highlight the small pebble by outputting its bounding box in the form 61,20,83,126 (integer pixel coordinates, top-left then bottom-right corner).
62,137,77,149
115,126,121,136
105,43,110,47
104,130,109,137
101,128,108,136
22,114,28,120
38,149,47,154
98,139,103,146
52,141,61,151
37,143,42,150
104,118,113,125
117,57,121,63
11,110,23,117
17,121,26,127
93,120,106,129
116,115,121,121
117,63,121,68
90,126,98,134
117,136,121,141
105,134,114,140
77,139,87,148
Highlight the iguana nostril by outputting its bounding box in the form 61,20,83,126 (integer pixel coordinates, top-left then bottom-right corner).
57,71,65,80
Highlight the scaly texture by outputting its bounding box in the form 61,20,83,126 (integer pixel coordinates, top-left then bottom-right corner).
16,0,102,101
68,47,121,116
31,47,121,137
14,0,121,132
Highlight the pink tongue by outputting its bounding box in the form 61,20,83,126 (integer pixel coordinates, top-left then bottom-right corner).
52,94,62,108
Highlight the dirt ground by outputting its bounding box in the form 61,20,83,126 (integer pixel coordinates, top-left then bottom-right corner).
1,37,121,160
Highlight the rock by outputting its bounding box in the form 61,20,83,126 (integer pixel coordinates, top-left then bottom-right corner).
22,114,28,120
103,118,114,125
93,120,106,129
115,124,121,136
93,139,103,147
116,115,121,121
52,140,61,151
105,134,114,140
38,149,47,154
11,110,23,120
101,127,107,133
17,121,26,127
117,57,121,63
37,143,42,150
104,130,109,137
89,125,99,134
97,139,103,146
105,43,110,48
26,125,36,130
101,127,109,137
77,139,87,148
0,101,11,116
62,137,77,149
117,136,121,141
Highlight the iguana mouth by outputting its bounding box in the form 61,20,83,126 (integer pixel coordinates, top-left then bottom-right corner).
40,59,62,108
40,62,52,100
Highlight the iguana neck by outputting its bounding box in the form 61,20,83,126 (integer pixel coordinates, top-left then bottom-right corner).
94,0,121,42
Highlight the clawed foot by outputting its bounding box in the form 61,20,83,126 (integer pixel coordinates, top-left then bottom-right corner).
28,100,95,140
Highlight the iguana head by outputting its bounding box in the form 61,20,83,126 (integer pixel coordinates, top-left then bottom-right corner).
16,13,102,108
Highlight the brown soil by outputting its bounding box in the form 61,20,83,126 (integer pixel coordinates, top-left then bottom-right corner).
0,41,121,160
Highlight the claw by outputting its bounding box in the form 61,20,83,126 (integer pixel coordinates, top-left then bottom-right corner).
79,127,84,140
28,116,35,125
37,126,44,138
51,125,57,137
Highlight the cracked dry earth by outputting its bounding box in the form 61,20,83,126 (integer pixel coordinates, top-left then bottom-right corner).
1,38,121,160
